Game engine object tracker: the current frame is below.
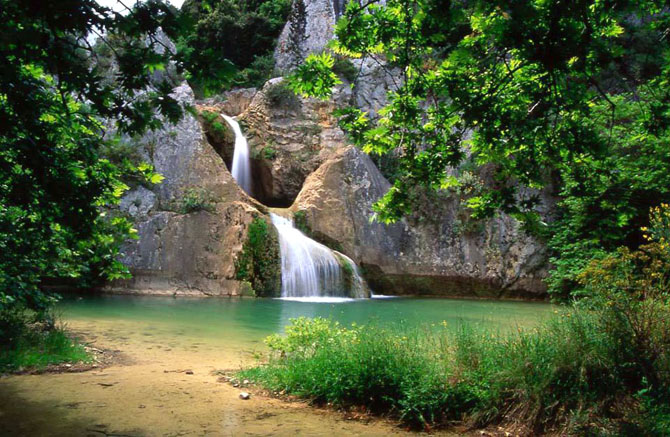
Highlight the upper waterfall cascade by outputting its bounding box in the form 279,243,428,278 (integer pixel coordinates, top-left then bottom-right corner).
221,114,252,195
270,213,367,299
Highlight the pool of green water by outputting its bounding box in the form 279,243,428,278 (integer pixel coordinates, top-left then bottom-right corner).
57,295,555,351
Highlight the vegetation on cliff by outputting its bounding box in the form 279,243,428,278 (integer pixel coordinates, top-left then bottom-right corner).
177,0,292,95
235,217,282,297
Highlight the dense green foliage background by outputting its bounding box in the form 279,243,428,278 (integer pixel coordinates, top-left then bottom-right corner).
0,0,184,321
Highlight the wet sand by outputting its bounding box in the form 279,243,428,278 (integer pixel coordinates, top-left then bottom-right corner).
0,318,452,436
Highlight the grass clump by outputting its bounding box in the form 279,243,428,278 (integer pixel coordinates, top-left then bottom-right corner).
262,146,277,160
0,305,91,372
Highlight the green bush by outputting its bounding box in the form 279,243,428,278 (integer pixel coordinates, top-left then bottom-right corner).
262,146,277,160
0,303,32,349
200,110,230,144
241,318,454,428
178,188,215,214
234,54,278,89
547,93,670,300
241,293,670,434
177,0,291,95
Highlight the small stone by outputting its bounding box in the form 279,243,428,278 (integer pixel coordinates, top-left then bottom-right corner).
243,379,250,385
139,405,146,409
232,383,239,388
239,392,250,400
64,364,72,368
185,370,194,375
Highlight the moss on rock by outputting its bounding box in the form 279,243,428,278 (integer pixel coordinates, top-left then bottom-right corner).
235,216,281,297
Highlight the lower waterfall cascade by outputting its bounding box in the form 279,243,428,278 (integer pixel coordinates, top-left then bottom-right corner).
270,213,368,299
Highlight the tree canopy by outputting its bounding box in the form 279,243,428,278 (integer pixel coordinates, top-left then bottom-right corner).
177,0,291,95
0,0,185,312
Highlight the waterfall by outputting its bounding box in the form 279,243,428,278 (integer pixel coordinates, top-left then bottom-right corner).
221,114,252,195
270,213,367,299
217,112,367,299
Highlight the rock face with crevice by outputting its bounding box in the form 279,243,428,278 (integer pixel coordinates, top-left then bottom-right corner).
234,78,352,206
194,81,350,206
110,83,267,296
274,0,397,118
274,0,338,73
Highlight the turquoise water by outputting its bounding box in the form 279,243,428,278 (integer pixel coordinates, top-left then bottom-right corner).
57,295,554,349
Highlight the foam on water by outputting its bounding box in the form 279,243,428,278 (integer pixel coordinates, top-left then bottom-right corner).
276,297,357,303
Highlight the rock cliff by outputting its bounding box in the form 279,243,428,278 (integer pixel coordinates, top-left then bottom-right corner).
110,83,268,296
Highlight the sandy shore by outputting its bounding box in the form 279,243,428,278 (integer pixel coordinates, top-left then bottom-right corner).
0,317,450,436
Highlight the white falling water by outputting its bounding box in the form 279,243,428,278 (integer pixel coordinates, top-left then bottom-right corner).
221,114,252,195
270,213,366,299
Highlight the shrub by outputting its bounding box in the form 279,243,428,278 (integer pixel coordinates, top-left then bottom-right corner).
178,188,215,214
241,318,454,428
0,303,31,349
200,110,230,145
234,54,277,89
546,94,670,300
262,146,277,160
241,296,670,434
177,0,291,95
